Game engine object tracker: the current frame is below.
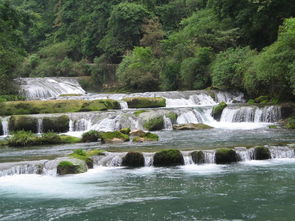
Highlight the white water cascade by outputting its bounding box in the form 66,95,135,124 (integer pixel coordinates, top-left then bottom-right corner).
1,117,10,136
17,77,86,100
163,116,173,130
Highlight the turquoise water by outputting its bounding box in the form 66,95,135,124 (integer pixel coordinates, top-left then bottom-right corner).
1,159,295,221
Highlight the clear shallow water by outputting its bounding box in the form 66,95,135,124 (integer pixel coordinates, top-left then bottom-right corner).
0,128,294,163
1,159,295,221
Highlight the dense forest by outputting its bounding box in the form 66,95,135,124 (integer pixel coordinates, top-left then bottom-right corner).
1,0,295,101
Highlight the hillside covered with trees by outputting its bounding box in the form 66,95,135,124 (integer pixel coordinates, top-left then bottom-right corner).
1,0,295,101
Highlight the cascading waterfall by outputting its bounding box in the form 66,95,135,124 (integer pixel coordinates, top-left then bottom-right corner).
37,118,43,134
0,146,294,177
220,106,282,123
163,116,173,130
17,77,86,100
1,117,9,136
119,101,128,110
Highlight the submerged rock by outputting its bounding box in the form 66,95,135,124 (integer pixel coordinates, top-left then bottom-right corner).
215,148,238,164
173,123,213,130
254,146,271,160
122,152,145,167
191,151,205,164
153,149,184,167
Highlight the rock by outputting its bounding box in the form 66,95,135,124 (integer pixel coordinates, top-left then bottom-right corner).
57,159,87,175
130,130,146,137
120,128,131,135
281,103,295,119
122,152,145,167
100,131,129,143
81,130,101,142
0,120,3,136
191,151,205,164
43,115,69,133
132,132,159,142
254,146,271,160
143,116,164,131
153,149,184,167
9,116,38,133
173,123,213,130
211,102,227,121
215,148,238,164
123,97,166,108
166,112,178,123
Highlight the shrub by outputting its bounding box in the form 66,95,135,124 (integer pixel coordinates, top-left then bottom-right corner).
100,131,130,143
7,131,38,147
39,132,62,145
120,128,131,135
153,149,184,167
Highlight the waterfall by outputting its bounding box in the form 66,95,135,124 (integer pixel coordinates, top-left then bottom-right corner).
0,161,44,177
119,101,128,110
268,146,295,159
176,110,203,124
37,118,43,134
1,117,9,136
203,151,216,164
17,77,86,100
144,153,154,166
163,116,173,130
216,91,245,104
93,152,127,167
220,106,282,123
235,147,255,161
182,152,194,165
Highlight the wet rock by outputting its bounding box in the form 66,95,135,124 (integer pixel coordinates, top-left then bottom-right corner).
173,123,213,130
122,152,145,167
153,149,184,167
215,148,238,164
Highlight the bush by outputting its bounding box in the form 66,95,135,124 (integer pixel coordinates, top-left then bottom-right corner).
81,130,101,142
123,97,166,108
284,117,295,129
215,148,238,164
43,115,69,133
153,149,184,167
143,116,164,131
39,132,62,145
122,152,145,167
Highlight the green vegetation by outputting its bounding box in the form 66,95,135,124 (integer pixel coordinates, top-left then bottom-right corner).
143,116,164,131
191,151,205,164
6,131,80,147
100,131,130,143
1,1,295,102
173,123,213,130
123,97,166,108
57,160,87,175
81,130,101,143
134,110,147,117
122,152,145,167
43,115,69,133
166,112,178,123
9,116,38,133
0,99,119,116
283,117,295,129
70,149,105,169
153,149,184,167
132,132,159,142
215,148,238,164
0,95,25,103
211,102,227,120
119,128,131,135
254,146,271,160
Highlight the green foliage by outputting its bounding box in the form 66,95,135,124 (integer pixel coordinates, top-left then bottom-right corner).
132,132,159,142
57,160,87,175
0,95,25,103
283,117,295,129
7,131,37,147
123,97,166,108
120,128,131,135
134,110,147,116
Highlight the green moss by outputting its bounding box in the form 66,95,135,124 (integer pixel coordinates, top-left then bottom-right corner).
120,128,131,135
153,149,184,167
9,116,38,133
211,102,227,120
166,112,178,122
268,125,278,129
122,152,145,167
59,94,83,97
143,116,164,131
81,130,101,142
60,135,81,143
123,97,166,108
254,146,271,160
38,132,62,145
43,115,69,133
133,132,159,142
255,96,269,104
70,149,105,168
57,160,87,175
0,99,119,116
247,99,255,105
134,110,147,116
100,131,130,143
191,151,205,164
0,95,25,103
173,123,213,130
215,148,238,164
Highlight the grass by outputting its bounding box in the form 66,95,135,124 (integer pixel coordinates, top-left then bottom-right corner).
0,99,120,116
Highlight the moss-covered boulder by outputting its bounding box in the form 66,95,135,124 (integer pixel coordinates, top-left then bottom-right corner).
281,103,295,119
81,130,101,142
254,146,271,160
9,116,38,133
0,120,3,136
173,123,213,130
130,130,146,137
211,102,227,121
123,97,166,108
42,115,69,133
166,112,178,123
57,160,87,175
191,151,205,164
153,149,184,167
132,132,159,142
100,131,129,143
143,116,164,131
215,148,238,164
122,152,145,167
120,128,131,135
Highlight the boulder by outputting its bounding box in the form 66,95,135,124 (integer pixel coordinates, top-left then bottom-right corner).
191,151,205,164
81,130,101,142
130,130,146,137
57,159,87,175
122,152,145,167
9,116,38,133
120,128,131,135
43,115,69,133
215,148,238,164
153,149,184,167
173,123,213,130
123,97,166,108
100,131,129,143
132,132,159,142
211,102,227,121
143,116,164,131
254,146,271,160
